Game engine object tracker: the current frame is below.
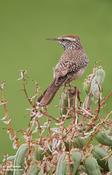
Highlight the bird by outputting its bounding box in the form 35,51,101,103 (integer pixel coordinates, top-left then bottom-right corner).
38,35,89,107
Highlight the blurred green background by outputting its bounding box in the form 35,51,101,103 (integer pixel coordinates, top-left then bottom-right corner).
0,0,112,159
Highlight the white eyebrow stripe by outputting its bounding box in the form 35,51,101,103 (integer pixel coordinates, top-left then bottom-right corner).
63,37,76,41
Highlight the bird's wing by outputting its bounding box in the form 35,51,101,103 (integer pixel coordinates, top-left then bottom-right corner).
54,49,88,79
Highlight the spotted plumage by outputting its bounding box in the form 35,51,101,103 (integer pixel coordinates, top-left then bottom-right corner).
38,35,89,106
54,48,88,84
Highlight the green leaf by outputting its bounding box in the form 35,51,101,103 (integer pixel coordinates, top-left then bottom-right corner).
56,153,67,175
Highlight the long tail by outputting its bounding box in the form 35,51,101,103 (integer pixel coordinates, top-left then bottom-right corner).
38,78,65,107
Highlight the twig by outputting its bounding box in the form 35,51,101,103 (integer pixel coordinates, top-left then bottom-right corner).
85,96,101,132
83,110,112,151
22,75,59,124
2,101,20,149
96,90,112,112
40,110,59,122
22,80,34,107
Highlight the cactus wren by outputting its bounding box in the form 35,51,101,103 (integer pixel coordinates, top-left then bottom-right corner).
38,35,89,106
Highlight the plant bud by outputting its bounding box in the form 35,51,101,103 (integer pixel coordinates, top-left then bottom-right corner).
90,68,105,99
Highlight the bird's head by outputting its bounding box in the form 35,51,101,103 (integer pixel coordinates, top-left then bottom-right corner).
47,35,82,50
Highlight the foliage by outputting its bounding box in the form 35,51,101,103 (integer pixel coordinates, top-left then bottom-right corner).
0,66,112,175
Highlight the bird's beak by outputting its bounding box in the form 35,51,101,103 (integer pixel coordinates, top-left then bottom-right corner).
46,38,59,41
